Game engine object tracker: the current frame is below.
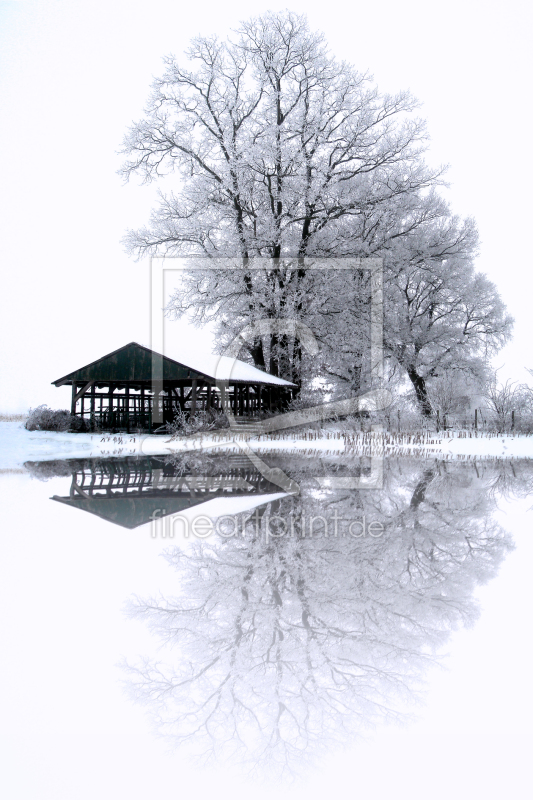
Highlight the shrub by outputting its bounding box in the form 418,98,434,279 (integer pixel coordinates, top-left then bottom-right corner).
23,459,74,480
161,408,228,438
25,405,90,432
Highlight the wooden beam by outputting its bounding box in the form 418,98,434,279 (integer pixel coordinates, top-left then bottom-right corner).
183,379,204,404
73,381,94,404
72,480,91,499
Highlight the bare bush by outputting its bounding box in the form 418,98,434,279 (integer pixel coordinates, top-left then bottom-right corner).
25,405,90,433
481,377,533,433
162,409,228,438
24,459,74,480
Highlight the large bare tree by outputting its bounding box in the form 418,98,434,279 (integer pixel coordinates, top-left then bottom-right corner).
120,11,512,408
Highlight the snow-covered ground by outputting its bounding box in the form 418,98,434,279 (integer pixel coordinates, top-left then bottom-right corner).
2,420,533,471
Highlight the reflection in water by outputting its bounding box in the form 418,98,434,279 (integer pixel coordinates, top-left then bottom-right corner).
25,455,287,528
121,457,531,775
24,454,533,775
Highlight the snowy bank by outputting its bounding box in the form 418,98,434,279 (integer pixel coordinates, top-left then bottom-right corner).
2,421,533,471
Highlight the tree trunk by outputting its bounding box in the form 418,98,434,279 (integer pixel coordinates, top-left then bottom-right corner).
407,367,433,417
410,469,436,509
249,338,266,371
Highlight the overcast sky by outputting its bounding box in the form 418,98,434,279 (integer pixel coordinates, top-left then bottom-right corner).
1,0,532,411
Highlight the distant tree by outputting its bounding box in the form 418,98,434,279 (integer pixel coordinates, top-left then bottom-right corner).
427,370,477,420
483,374,531,432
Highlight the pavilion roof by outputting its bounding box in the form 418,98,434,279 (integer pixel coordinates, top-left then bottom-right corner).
51,490,288,528
52,342,295,387
175,352,295,386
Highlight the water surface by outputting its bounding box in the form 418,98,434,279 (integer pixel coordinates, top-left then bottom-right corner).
1,450,532,799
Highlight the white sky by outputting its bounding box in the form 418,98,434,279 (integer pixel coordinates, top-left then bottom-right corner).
0,0,532,413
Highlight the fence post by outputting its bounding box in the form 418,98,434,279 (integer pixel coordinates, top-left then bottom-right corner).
475,408,478,430
436,410,440,433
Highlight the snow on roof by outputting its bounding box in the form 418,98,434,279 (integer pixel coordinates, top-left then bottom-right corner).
171,351,296,387
52,342,296,388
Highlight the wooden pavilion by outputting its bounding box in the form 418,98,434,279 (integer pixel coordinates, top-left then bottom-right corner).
52,342,296,432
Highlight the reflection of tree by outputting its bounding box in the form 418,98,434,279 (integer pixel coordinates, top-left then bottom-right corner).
122,457,517,775
480,458,533,503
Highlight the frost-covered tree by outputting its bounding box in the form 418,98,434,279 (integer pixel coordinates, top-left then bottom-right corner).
121,11,439,260
299,214,512,413
120,11,512,404
381,218,512,415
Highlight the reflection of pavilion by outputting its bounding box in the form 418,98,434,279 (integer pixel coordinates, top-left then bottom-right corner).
41,456,285,529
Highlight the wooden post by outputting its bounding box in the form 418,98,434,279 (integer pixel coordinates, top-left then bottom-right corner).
436,410,440,433
71,383,77,416
220,384,227,413
190,380,197,416
512,409,515,431
91,383,96,429
108,383,114,429
475,408,478,430
125,383,130,432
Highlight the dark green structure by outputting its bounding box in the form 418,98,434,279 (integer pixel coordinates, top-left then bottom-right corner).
52,342,295,432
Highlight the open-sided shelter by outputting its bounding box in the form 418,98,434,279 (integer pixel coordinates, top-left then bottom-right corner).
52,342,296,432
